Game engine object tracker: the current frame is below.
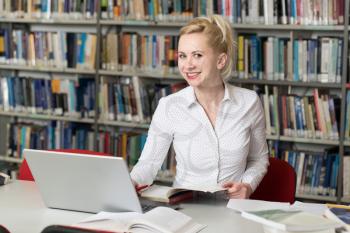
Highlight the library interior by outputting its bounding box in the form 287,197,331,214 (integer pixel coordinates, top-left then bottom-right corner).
1,1,350,233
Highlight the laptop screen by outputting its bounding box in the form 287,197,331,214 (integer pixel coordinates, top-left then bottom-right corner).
23,149,142,213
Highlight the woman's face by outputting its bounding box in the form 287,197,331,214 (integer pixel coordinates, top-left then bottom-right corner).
177,32,224,89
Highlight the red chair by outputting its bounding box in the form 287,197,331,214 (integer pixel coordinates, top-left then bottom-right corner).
18,149,111,181
0,225,10,233
250,157,296,204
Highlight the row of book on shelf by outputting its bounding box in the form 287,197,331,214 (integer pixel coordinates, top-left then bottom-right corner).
100,0,345,25
99,76,187,123
0,75,188,123
237,35,343,83
0,0,344,26
0,28,97,69
0,26,347,84
2,119,175,178
105,32,345,83
102,33,179,74
0,0,98,19
260,86,340,140
276,150,339,197
0,75,96,118
2,74,350,140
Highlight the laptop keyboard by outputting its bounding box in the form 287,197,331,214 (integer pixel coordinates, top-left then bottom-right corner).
140,199,181,213
141,203,157,212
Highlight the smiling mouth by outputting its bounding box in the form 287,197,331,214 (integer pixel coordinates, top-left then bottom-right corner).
186,72,200,79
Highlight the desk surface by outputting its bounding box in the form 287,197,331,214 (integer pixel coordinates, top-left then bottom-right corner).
0,181,264,233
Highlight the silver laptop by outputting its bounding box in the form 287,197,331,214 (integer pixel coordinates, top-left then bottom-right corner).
23,149,143,213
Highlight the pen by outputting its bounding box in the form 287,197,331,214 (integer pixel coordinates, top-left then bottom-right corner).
326,203,350,210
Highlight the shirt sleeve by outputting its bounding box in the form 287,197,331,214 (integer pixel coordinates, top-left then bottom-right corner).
130,98,173,185
241,93,269,192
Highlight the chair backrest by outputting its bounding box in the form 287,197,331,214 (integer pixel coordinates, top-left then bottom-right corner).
0,225,10,233
18,149,111,181
250,157,296,204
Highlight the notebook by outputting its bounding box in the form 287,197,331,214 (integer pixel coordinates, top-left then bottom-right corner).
23,149,143,213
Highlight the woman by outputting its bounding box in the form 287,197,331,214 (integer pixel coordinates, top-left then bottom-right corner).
131,15,269,199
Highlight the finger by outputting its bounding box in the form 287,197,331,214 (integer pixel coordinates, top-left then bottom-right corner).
227,183,242,194
222,182,234,188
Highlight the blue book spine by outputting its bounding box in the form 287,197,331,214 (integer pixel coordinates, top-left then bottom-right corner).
68,80,76,113
293,40,299,81
250,35,258,79
257,37,262,79
148,0,154,20
40,79,48,111
7,77,14,110
20,126,26,158
79,33,87,66
232,0,237,23
4,29,11,60
330,154,339,196
294,96,304,136
323,154,333,194
315,156,323,194
16,30,23,61
291,0,296,24
152,35,157,68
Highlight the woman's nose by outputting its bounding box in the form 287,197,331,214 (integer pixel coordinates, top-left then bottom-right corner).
185,57,195,69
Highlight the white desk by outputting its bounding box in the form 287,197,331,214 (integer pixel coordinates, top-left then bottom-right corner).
0,181,264,233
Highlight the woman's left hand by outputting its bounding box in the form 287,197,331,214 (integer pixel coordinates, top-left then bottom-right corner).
222,182,253,199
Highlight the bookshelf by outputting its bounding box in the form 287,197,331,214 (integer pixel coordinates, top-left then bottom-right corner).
0,0,349,204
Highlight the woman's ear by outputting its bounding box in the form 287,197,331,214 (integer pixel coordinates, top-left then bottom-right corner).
217,53,227,70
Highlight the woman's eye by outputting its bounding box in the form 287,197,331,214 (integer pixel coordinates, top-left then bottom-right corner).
178,54,186,59
194,53,202,58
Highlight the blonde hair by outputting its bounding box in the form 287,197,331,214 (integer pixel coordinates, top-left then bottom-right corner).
179,15,235,80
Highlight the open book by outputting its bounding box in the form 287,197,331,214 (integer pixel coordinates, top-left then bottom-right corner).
140,184,227,204
324,205,350,233
241,209,341,233
74,206,205,233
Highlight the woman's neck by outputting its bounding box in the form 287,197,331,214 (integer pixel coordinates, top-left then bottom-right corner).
194,82,225,108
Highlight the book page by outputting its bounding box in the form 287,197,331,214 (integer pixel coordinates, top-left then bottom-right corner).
175,184,227,193
324,207,350,232
227,199,290,212
290,201,328,215
242,209,341,232
140,185,187,201
73,211,142,232
129,207,206,233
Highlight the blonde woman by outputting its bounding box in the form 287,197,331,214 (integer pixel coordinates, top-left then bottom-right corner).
131,15,269,199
